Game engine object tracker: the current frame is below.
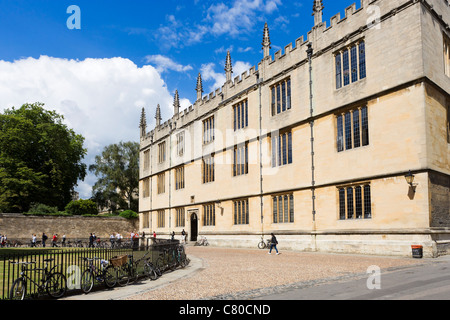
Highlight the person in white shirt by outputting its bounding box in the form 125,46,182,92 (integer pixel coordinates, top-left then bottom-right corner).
31,234,37,247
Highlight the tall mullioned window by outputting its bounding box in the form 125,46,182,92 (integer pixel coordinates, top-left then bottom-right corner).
142,212,149,229
271,131,292,167
142,178,150,198
143,149,150,171
271,78,291,116
158,142,166,163
233,99,248,131
176,208,185,227
337,106,369,152
176,131,185,156
157,173,165,194
203,116,215,144
272,194,294,223
233,143,248,177
339,184,371,220
444,33,450,77
202,154,215,184
203,203,215,226
335,40,366,89
157,210,165,228
233,199,249,225
175,166,185,190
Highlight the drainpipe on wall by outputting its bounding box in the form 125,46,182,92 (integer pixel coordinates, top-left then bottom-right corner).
168,122,173,233
257,72,264,236
307,42,317,232
149,133,154,245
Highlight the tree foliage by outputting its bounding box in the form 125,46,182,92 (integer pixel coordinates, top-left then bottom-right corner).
119,210,138,219
89,141,139,212
65,199,98,216
0,103,87,213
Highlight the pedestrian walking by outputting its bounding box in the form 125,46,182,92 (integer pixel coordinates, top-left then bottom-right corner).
52,234,58,247
181,229,186,244
268,233,279,255
171,231,175,241
31,234,37,247
110,233,116,247
89,233,94,248
62,234,66,246
42,233,48,247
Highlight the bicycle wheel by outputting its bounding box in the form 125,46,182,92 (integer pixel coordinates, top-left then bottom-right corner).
258,241,266,249
168,253,177,271
155,257,165,273
80,270,94,294
104,265,117,288
116,265,130,286
46,272,67,299
128,263,138,284
10,278,26,300
152,262,162,277
143,262,158,281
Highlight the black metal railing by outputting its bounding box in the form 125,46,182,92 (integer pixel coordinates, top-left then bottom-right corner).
0,239,180,300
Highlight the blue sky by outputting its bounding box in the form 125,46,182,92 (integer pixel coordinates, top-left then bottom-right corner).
0,0,357,198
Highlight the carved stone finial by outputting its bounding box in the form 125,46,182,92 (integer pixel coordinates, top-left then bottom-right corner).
140,107,147,137
173,90,180,116
312,0,324,26
196,73,203,101
155,104,162,127
225,51,233,83
262,22,271,59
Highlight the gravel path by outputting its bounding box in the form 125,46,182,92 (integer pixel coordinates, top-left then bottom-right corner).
126,246,424,300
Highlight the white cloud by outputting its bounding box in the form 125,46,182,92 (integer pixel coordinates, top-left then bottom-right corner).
0,56,175,198
155,0,282,49
145,55,193,73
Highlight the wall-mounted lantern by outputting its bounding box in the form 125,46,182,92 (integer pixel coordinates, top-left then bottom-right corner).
404,170,417,191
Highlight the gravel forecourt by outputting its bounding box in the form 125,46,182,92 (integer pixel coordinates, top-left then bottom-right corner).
126,246,424,300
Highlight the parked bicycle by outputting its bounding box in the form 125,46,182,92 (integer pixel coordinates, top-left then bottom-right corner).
116,255,138,286
9,258,67,300
176,244,190,268
257,236,271,249
156,247,177,272
143,259,160,280
133,251,159,281
194,235,209,246
79,257,117,294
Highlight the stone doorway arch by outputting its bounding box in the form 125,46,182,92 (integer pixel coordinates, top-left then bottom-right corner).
189,211,198,242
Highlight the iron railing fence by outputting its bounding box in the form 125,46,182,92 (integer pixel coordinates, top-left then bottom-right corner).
0,239,180,300
2,238,140,249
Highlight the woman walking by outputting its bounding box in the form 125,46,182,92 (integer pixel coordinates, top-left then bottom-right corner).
268,233,279,255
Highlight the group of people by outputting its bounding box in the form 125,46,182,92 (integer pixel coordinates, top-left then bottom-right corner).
23,230,280,253
31,233,66,247
169,229,187,243
87,231,142,248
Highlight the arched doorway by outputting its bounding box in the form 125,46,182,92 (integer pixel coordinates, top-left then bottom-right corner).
190,212,198,242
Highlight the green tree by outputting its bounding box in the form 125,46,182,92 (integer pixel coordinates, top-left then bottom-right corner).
65,199,98,215
89,141,139,212
0,103,87,213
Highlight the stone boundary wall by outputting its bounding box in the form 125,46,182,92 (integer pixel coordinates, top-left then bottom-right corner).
0,213,139,241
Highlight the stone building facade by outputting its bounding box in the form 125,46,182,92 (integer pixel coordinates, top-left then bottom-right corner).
138,0,450,257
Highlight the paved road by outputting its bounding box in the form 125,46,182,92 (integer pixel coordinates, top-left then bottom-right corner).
252,255,450,300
